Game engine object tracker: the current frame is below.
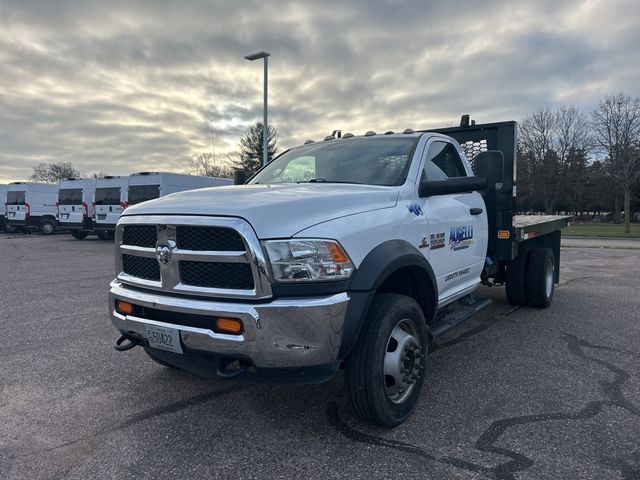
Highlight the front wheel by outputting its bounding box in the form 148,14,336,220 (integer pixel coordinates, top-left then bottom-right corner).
39,219,55,235
345,294,428,427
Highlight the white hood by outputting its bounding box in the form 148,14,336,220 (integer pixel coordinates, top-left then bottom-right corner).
122,183,399,238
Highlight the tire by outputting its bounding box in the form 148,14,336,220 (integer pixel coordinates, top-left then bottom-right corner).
39,219,55,235
144,348,179,369
505,249,530,306
72,231,88,240
5,224,16,233
345,293,429,427
527,248,555,308
96,230,108,240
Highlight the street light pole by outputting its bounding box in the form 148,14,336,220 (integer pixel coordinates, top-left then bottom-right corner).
244,51,271,167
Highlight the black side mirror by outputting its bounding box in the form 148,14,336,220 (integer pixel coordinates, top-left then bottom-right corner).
233,170,246,185
419,175,488,198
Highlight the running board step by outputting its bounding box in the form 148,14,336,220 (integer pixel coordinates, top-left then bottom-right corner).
430,298,492,338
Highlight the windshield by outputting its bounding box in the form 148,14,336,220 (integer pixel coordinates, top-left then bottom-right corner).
58,188,83,205
95,187,121,205
7,191,25,205
128,184,160,205
248,137,419,186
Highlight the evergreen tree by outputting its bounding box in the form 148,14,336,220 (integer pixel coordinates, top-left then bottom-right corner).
234,122,277,176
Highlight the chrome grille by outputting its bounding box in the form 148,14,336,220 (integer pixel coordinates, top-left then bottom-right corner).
176,226,245,251
122,225,157,248
122,254,160,281
115,216,272,300
180,261,254,289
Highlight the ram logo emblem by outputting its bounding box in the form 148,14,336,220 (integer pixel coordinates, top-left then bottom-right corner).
155,240,176,265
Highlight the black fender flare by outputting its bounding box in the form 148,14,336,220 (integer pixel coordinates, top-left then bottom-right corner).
340,240,438,357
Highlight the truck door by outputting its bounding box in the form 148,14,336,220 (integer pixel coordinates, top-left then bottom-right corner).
417,139,488,305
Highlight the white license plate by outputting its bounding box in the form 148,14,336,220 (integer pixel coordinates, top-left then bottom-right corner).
98,214,107,220
145,325,183,354
61,213,69,219
8,212,15,217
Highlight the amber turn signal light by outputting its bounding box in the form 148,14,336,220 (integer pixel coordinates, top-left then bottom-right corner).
497,230,511,239
215,317,243,335
115,300,134,315
325,241,350,263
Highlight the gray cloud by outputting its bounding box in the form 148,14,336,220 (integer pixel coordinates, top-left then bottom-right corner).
1,0,639,182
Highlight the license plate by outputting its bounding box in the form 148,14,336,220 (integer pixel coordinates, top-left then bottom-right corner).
145,325,183,354
98,214,106,220
61,213,69,219
8,212,15,217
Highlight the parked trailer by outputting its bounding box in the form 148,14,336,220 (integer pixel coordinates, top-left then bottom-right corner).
94,176,129,240
5,182,58,235
127,172,233,206
57,177,97,239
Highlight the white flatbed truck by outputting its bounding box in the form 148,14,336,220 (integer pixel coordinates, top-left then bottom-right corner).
108,117,569,426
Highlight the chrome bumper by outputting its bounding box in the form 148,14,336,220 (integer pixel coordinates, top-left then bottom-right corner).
109,280,350,369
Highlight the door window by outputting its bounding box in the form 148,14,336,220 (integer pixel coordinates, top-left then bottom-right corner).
422,142,467,181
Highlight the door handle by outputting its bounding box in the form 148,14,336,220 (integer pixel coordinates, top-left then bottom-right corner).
470,208,483,215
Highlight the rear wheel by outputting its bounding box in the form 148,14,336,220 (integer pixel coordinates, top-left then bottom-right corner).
39,219,55,235
527,248,555,308
5,224,16,233
71,231,88,240
144,348,179,369
505,250,529,306
345,294,428,427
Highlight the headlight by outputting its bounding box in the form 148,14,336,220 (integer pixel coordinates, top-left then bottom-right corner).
263,239,354,282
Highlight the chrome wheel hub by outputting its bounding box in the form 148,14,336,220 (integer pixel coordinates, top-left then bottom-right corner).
384,318,423,404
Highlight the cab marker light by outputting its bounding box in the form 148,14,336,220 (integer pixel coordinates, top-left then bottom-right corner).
497,230,510,239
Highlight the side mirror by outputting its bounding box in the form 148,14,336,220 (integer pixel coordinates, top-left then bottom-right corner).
419,175,488,198
233,170,246,185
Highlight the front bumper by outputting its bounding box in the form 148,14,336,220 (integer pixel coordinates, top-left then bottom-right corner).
109,280,350,382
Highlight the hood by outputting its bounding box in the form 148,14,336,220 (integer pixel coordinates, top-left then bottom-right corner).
122,183,399,238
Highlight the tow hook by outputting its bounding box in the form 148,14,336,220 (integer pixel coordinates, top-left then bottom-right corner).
114,332,143,351
216,359,250,379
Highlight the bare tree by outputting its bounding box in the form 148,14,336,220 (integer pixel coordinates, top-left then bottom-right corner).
187,152,234,178
519,106,591,213
592,92,640,233
30,162,81,183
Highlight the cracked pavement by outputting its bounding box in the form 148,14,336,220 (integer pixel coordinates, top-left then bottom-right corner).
1,234,639,479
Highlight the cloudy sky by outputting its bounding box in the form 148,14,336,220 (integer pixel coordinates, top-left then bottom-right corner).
1,0,639,183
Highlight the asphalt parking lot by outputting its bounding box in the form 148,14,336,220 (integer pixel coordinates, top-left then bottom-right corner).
1,233,639,480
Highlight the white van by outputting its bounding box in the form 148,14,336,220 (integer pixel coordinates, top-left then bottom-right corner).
5,182,58,234
0,184,7,232
94,176,129,239
57,177,97,239
127,172,232,206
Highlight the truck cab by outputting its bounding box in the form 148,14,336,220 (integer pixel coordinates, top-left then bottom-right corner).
6,182,58,234
57,177,97,239
109,119,568,427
